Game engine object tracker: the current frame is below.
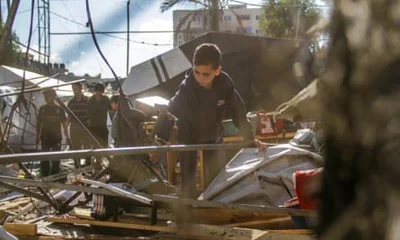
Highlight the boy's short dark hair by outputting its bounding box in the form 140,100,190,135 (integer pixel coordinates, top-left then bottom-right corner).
72,82,83,89
110,95,120,104
193,43,222,70
94,83,105,93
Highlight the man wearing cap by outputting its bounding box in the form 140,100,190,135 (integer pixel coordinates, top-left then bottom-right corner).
36,89,69,177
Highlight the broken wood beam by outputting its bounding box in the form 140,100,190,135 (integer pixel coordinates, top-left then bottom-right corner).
3,223,37,236
223,217,294,229
144,193,316,217
174,223,313,240
48,217,174,233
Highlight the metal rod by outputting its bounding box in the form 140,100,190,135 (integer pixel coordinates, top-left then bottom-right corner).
55,97,102,148
0,176,315,217
59,168,108,213
0,78,85,98
79,177,152,205
0,142,259,164
126,0,130,78
17,163,59,209
0,181,50,203
0,73,59,88
0,176,149,203
50,30,176,35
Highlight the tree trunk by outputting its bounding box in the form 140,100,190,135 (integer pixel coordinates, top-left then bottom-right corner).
317,0,400,239
0,0,20,62
208,0,219,32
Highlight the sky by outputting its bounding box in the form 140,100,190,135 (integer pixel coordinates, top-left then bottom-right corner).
1,0,319,79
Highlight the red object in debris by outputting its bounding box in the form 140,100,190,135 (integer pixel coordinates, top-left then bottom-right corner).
294,169,322,210
256,112,285,137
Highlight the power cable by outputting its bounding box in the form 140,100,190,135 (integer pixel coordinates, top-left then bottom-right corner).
19,0,36,98
49,11,172,46
230,0,331,8
85,0,122,91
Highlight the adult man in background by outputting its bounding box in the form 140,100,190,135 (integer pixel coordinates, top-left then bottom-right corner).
87,83,110,148
68,82,90,166
37,89,69,177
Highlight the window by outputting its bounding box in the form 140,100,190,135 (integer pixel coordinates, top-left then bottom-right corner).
224,15,232,21
256,29,261,35
193,16,201,25
239,14,251,20
177,33,184,45
256,15,260,20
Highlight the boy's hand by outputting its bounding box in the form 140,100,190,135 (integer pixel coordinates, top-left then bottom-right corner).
253,139,267,152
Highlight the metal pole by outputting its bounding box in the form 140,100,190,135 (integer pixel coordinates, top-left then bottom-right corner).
47,0,51,65
0,142,262,164
295,3,300,39
0,176,149,203
50,30,176,35
0,181,50,203
126,0,130,78
0,78,85,98
0,176,315,217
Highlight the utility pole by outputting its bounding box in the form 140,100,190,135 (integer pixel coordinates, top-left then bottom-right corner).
0,0,3,24
126,0,130,78
38,0,50,64
295,1,301,39
0,0,20,60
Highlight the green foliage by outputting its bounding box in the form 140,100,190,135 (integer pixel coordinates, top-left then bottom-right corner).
259,0,320,39
0,23,21,65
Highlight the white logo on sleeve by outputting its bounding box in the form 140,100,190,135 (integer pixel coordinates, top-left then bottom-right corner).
217,100,225,106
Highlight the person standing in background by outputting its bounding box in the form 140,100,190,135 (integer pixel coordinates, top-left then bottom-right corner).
68,82,91,166
37,89,69,177
87,83,110,148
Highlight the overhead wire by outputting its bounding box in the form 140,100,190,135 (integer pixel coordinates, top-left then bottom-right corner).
50,11,172,46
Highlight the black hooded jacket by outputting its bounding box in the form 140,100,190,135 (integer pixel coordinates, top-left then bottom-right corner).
169,70,254,144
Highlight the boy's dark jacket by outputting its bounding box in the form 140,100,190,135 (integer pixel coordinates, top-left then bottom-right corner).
169,70,254,144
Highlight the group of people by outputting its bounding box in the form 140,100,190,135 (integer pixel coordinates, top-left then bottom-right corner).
36,82,121,177
35,43,267,199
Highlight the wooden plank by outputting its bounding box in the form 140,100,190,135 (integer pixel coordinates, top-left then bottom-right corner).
174,223,313,240
198,150,205,191
187,208,290,225
223,217,294,229
0,209,7,222
48,217,175,233
166,127,177,185
3,223,37,236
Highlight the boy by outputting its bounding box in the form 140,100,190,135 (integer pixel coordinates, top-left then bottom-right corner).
36,89,69,177
166,43,267,198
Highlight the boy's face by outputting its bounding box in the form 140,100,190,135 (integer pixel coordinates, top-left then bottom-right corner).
193,64,221,89
110,101,118,111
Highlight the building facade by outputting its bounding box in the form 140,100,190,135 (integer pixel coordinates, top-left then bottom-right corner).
173,4,262,47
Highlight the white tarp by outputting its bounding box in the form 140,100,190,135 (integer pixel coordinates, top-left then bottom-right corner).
123,48,192,96
0,66,75,151
199,144,323,206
